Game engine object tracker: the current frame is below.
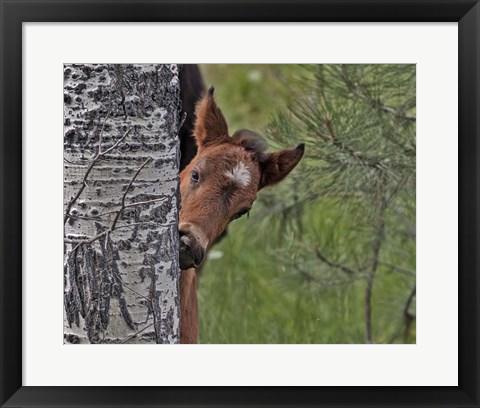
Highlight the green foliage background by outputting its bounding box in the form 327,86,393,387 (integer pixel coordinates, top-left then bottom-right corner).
197,64,416,344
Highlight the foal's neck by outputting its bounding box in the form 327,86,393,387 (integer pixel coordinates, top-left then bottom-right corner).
179,268,199,344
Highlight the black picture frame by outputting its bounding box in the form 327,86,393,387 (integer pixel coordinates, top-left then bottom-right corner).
1,1,478,407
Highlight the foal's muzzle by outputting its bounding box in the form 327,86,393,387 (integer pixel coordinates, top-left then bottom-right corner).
178,223,209,270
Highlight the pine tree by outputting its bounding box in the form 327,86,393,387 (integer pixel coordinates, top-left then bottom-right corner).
264,64,416,344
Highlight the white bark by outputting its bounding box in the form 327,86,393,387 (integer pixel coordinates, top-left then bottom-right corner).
63,64,181,344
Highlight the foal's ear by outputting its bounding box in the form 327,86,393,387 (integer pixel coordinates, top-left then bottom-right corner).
194,87,229,149
259,144,305,189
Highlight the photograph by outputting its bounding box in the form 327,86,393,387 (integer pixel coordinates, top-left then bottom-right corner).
63,63,416,345
3,0,478,405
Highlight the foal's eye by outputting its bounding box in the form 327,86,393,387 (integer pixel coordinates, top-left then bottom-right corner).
191,171,200,183
233,208,250,220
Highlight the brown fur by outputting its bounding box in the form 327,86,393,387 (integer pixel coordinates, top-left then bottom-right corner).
179,89,304,343
179,268,199,344
180,144,260,243
193,87,229,149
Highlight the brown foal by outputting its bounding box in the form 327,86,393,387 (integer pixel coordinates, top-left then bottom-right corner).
178,88,304,343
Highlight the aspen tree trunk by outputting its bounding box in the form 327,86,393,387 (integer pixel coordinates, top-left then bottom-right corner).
63,64,181,344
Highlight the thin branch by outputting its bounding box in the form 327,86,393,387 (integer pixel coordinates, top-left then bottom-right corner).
120,323,154,344
96,197,167,218
108,261,152,304
64,213,105,221
123,197,168,209
380,261,416,277
63,224,147,244
298,269,365,287
64,157,91,165
322,116,382,170
315,247,358,276
111,157,152,231
270,66,300,98
100,127,132,157
64,230,109,245
340,66,416,122
364,192,387,344
64,220,175,245
64,127,132,224
64,160,98,224
116,221,176,230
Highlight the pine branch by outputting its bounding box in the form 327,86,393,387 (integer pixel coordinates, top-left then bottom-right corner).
340,65,416,122
315,247,358,276
380,261,416,277
322,116,382,170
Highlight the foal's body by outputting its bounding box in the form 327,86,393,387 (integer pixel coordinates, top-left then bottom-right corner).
177,79,304,343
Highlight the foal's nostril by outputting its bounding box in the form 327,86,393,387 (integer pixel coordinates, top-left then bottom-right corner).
179,231,192,248
193,248,205,267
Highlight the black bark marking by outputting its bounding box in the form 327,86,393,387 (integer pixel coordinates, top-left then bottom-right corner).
65,246,82,327
119,297,136,330
99,230,137,330
64,334,80,344
167,226,181,280
95,249,111,330
149,195,173,224
117,239,131,250
83,244,98,316
114,65,128,119
148,264,160,343
138,267,147,283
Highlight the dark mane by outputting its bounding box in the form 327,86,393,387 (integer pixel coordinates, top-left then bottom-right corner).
231,129,269,162
179,64,205,170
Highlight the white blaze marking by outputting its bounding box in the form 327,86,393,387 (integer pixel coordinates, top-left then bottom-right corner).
225,162,251,188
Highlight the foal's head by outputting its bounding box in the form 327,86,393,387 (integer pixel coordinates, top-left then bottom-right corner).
179,88,304,270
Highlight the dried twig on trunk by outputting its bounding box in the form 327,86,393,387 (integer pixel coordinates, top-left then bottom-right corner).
111,157,152,231
64,127,132,224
